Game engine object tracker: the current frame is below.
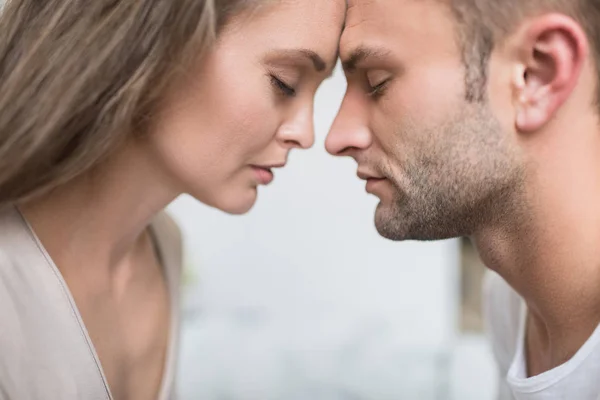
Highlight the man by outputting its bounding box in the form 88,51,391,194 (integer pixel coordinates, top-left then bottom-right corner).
326,0,600,398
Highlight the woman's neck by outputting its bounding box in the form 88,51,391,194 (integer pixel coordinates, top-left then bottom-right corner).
18,141,181,275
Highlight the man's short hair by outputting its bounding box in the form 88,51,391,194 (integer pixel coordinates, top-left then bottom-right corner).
447,0,600,105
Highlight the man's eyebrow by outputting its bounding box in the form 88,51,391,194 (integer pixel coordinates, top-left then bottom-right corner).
266,49,327,72
341,46,391,72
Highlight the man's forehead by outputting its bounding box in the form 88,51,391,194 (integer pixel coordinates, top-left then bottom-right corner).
347,0,377,9
341,0,382,48
339,0,456,64
345,0,438,24
343,0,373,33
342,0,451,39
345,0,376,19
343,0,393,37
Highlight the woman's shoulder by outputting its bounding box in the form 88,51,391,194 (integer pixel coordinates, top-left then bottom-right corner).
150,210,184,275
0,205,112,400
0,205,36,265
152,210,182,241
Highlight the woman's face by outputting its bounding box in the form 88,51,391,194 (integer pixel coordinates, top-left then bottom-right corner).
149,0,345,214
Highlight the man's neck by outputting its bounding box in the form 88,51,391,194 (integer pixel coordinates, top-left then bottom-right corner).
473,129,600,375
476,221,600,375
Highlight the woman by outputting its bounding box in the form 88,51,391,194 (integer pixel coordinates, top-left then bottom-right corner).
0,0,344,399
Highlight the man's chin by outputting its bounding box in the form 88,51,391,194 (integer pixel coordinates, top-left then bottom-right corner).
374,202,470,242
373,202,409,241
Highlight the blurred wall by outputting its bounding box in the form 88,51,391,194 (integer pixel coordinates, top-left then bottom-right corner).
169,65,462,400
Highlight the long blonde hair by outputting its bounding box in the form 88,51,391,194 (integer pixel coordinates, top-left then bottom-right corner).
0,0,258,206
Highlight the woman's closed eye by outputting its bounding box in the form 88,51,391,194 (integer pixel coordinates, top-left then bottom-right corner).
269,74,297,97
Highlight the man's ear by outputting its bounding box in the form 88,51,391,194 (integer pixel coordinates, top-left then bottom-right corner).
511,14,589,132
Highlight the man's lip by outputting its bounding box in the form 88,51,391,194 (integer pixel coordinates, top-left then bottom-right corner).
357,171,385,181
365,177,387,194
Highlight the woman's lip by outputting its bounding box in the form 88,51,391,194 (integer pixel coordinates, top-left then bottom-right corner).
251,166,274,185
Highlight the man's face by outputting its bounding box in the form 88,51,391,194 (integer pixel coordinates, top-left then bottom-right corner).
326,0,525,241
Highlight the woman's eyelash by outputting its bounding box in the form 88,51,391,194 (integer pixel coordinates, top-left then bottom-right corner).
270,75,296,97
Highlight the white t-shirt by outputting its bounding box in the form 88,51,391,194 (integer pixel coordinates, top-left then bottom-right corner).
484,270,600,400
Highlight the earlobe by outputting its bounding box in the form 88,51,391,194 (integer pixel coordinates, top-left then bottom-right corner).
516,95,551,132
513,14,588,133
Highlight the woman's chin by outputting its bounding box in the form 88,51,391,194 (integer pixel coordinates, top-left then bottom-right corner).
199,188,258,215
221,201,255,215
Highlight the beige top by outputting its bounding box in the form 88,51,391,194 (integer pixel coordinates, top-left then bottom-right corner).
0,205,182,400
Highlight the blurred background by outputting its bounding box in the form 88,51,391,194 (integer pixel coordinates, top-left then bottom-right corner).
168,64,498,400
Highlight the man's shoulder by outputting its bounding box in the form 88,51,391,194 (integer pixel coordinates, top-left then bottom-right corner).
483,270,523,373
